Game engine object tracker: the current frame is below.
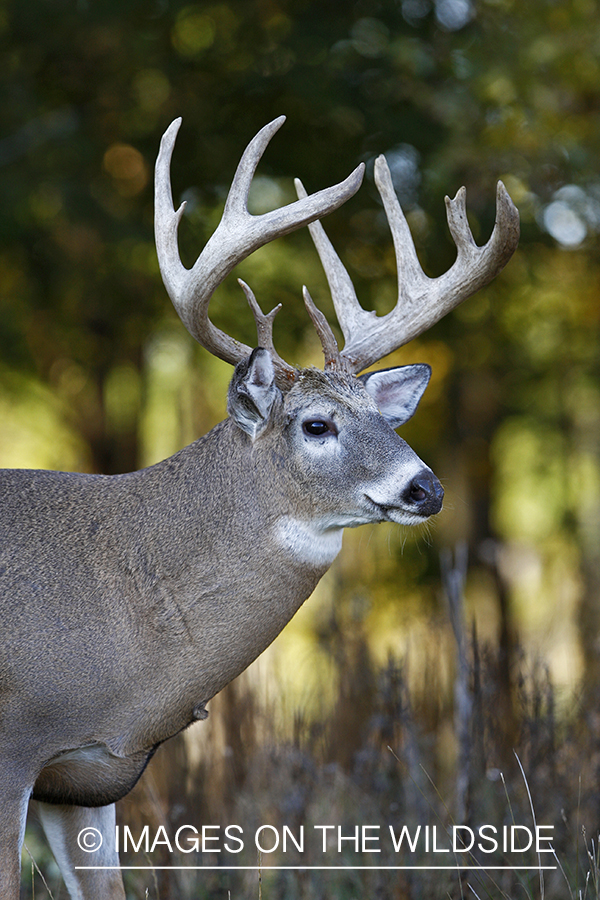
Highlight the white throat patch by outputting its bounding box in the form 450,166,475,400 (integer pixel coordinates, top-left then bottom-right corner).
275,517,344,567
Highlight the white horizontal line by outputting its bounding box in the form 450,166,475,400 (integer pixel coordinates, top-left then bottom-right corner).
75,865,557,871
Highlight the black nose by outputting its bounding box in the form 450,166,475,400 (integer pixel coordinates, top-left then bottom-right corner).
404,470,444,516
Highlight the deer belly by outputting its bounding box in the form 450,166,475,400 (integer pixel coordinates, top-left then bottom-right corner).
32,742,154,807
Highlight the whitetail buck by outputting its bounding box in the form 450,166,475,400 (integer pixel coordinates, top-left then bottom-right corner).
0,116,519,898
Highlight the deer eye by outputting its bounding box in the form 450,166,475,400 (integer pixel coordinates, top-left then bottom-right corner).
302,419,336,437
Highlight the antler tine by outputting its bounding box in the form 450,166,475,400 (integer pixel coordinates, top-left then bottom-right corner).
237,278,296,383
295,177,369,344
302,286,349,373
374,155,431,303
445,180,521,277
154,118,187,302
155,116,365,390
297,156,519,375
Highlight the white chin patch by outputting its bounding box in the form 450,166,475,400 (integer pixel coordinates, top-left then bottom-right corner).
386,508,429,526
275,517,344,567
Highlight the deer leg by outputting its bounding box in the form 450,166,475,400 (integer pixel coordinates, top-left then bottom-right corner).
0,778,30,900
37,801,126,900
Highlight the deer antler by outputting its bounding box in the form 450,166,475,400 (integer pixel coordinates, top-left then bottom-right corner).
155,116,365,388
296,156,520,374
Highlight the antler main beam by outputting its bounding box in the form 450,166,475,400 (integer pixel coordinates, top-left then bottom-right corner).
297,156,520,375
155,116,365,387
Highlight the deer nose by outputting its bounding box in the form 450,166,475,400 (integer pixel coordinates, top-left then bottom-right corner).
404,470,444,516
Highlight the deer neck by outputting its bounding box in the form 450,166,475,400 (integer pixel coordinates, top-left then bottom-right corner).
149,417,343,579
126,419,338,711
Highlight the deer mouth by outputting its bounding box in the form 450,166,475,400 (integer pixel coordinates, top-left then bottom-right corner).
363,495,432,526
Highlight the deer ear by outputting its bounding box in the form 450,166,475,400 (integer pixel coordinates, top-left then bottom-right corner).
359,364,431,428
227,348,281,439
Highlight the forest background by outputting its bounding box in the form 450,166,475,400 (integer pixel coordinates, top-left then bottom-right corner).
2,0,600,897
